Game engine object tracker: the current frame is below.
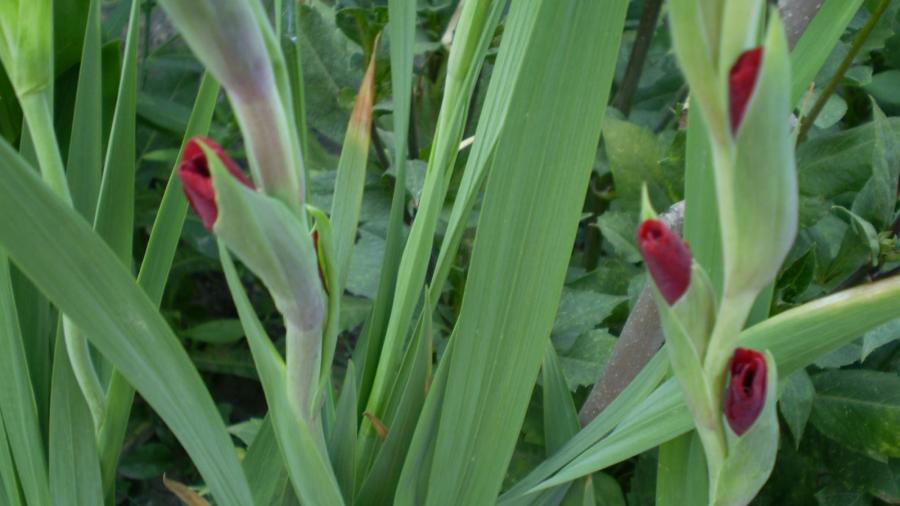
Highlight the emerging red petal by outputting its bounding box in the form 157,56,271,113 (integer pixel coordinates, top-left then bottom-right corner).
638,219,692,305
312,230,327,293
725,348,767,436
729,47,763,134
178,137,253,231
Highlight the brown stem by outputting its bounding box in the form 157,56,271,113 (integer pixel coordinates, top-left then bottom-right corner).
796,0,891,145
371,121,391,170
779,0,826,49
578,202,684,426
610,0,664,117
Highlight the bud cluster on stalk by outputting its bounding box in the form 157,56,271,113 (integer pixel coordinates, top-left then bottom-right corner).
639,0,799,503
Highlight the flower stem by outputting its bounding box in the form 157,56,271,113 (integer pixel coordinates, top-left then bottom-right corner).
20,91,107,432
286,321,322,423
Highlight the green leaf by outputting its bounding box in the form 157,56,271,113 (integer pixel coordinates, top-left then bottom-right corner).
360,0,505,445
814,482,871,506
65,0,102,221
94,0,139,262
331,46,375,292
0,140,253,505
850,100,900,230
422,2,627,502
777,247,817,302
779,369,816,447
209,143,324,336
227,417,264,447
48,328,103,506
603,114,674,210
819,434,900,502
219,244,344,505
656,432,707,506
181,319,245,344
298,2,363,143
0,256,50,506
98,72,221,503
542,344,580,455
0,410,23,506
865,69,900,106
811,369,900,457
596,211,640,263
551,289,626,345
861,317,900,360
498,352,670,505
356,305,432,505
329,362,357,503
790,0,866,104
242,417,292,506
556,329,617,391
796,118,900,226
833,206,881,262
347,229,385,299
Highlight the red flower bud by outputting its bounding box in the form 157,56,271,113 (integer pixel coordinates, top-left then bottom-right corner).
178,137,253,230
311,230,327,293
729,47,763,134
725,348,767,436
637,219,692,305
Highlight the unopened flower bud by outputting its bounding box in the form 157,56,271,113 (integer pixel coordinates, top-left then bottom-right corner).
179,137,253,230
638,219,692,305
725,347,767,435
729,47,763,133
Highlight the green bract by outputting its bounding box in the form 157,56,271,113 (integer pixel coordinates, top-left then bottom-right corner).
713,351,779,506
721,15,798,300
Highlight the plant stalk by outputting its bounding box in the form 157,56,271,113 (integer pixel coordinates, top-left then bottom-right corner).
20,91,107,432
795,0,891,144
611,0,664,117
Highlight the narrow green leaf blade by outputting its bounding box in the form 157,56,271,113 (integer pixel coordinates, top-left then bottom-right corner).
48,328,103,506
424,1,627,502
93,0,139,260
0,255,50,506
0,141,254,506
66,0,103,221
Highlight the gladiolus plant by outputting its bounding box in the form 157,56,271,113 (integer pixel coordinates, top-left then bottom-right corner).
0,1,896,506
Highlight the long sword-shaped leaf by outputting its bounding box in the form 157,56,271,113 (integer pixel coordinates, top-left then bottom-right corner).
360,1,505,444
0,141,253,505
66,0,103,220
220,244,344,506
97,73,220,502
424,2,627,503
426,0,542,311
356,0,416,412
0,254,50,506
0,411,23,506
48,327,103,506
243,417,293,505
